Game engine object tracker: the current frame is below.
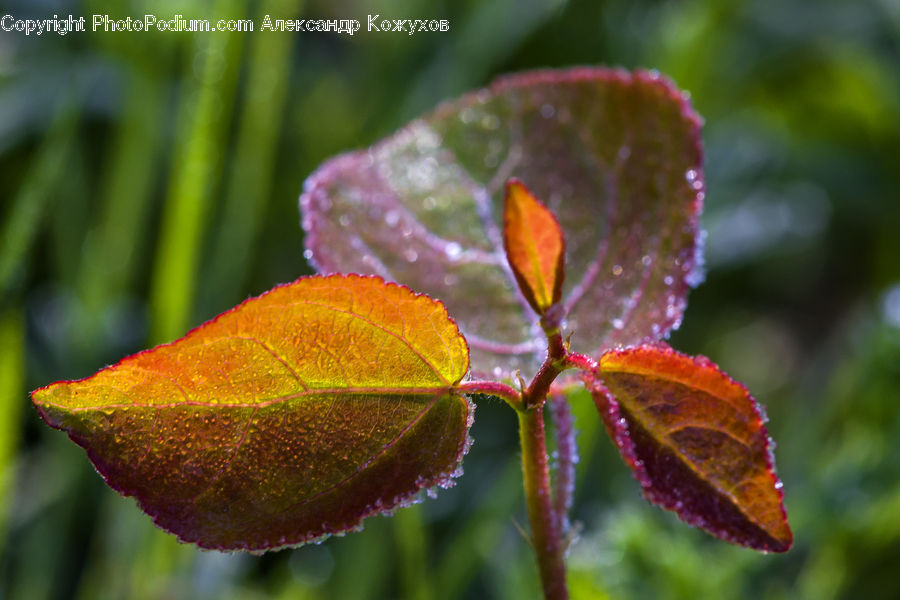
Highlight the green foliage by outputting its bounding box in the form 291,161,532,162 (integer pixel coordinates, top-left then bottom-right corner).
3,0,900,598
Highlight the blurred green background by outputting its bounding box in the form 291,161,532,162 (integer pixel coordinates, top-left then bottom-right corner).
2,0,900,598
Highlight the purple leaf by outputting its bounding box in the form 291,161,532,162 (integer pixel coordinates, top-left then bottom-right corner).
301,67,704,377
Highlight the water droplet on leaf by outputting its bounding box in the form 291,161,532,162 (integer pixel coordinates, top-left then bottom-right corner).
444,242,462,260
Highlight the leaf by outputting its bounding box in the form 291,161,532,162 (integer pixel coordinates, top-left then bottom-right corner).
301,67,704,377
32,274,472,552
503,178,565,316
586,344,792,552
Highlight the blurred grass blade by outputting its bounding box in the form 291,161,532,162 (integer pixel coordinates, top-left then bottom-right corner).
0,309,24,547
0,100,79,300
78,62,171,313
149,0,246,344
394,505,434,600
435,459,523,600
331,517,393,600
200,0,302,314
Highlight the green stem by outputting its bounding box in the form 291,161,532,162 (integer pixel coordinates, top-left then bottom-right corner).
518,406,568,600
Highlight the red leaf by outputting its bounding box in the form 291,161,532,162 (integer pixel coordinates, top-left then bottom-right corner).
587,344,792,552
503,178,566,316
301,68,704,377
32,275,472,552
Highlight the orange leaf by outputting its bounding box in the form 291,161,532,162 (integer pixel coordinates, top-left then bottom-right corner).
32,274,471,552
503,178,566,316
589,344,792,552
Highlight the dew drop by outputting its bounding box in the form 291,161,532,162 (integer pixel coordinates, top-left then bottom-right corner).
385,210,400,227
414,128,441,152
666,302,678,319
423,196,436,210
664,275,674,286
693,354,714,368
618,145,631,160
444,242,462,259
492,366,503,378
339,215,351,227
404,248,418,263
611,318,624,330
540,103,555,118
641,255,652,267
303,249,313,260
685,169,698,183
460,107,475,124
612,265,623,277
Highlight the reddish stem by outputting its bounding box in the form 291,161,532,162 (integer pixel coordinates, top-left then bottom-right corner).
467,322,592,599
458,380,522,410
563,351,597,373
515,330,571,599
518,405,568,600
523,332,566,409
